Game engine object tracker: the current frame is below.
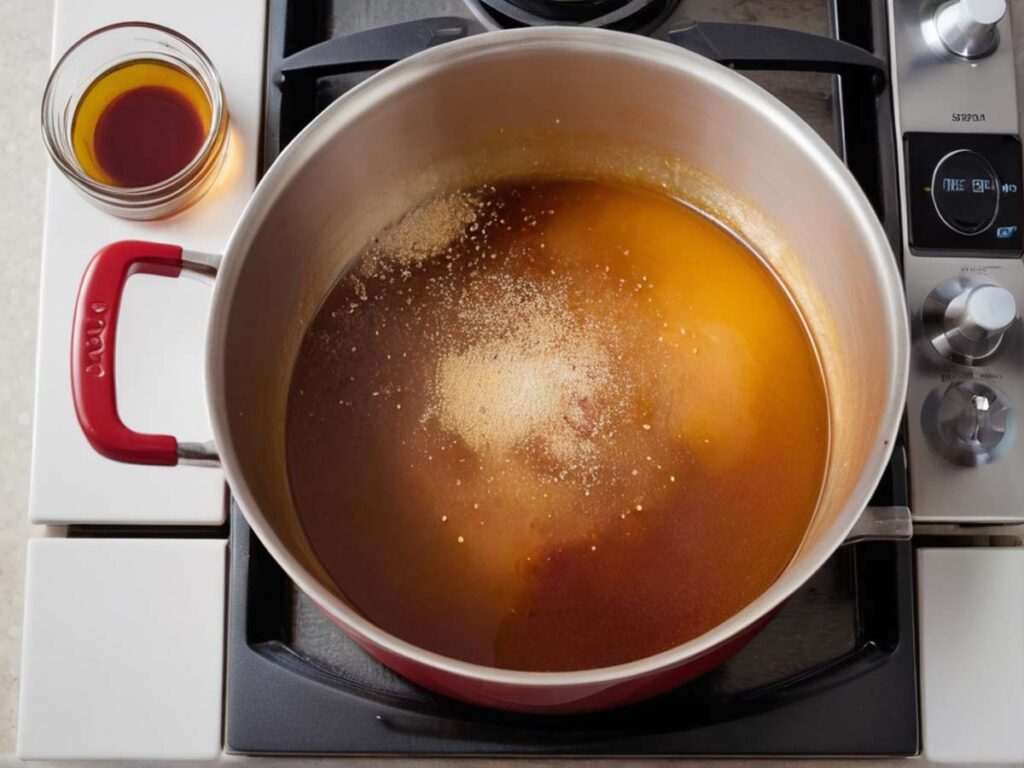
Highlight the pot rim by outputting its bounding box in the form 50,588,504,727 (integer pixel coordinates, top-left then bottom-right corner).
207,26,910,687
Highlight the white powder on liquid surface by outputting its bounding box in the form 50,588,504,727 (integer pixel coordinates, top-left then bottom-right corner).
427,277,622,469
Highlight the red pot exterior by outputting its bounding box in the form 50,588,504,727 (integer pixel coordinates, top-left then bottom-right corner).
323,607,774,713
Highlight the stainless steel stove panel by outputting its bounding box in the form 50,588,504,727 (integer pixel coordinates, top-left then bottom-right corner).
889,0,1024,522
891,0,1017,134
904,257,1024,521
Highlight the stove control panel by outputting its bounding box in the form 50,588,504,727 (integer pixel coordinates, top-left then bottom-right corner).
906,133,1023,254
889,0,1024,522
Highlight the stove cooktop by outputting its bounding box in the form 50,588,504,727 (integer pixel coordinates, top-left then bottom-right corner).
225,0,918,755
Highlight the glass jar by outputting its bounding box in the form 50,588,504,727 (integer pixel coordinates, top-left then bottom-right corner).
41,22,229,220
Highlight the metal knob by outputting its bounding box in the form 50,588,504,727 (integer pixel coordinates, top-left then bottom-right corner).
923,277,1018,365
934,0,1006,59
922,380,1016,466
955,393,991,444
952,283,1017,339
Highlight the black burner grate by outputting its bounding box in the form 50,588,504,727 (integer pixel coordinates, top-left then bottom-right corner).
465,0,681,31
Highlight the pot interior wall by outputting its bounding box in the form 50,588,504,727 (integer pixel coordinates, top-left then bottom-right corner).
213,34,902,619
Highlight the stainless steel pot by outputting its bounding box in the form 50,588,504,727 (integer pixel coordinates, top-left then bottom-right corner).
70,27,909,713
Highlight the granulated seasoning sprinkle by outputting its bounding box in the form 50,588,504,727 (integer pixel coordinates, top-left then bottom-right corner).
425,276,627,476
360,191,481,277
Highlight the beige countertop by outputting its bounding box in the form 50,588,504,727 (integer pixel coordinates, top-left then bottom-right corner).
0,0,53,756
1,1,1021,766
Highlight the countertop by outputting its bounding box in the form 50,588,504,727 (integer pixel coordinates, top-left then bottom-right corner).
1,0,1022,765
0,0,54,756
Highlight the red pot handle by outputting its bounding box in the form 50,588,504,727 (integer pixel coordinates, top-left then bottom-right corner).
71,240,185,466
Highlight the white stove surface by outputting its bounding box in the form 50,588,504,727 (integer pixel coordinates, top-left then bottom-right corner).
16,0,263,761
28,0,265,527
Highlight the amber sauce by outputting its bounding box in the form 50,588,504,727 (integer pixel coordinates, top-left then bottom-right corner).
71,60,210,187
286,179,829,671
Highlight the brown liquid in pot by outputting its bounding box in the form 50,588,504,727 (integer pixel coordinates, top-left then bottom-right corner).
286,178,828,671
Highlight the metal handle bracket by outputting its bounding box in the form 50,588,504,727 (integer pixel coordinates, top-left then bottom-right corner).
844,506,913,544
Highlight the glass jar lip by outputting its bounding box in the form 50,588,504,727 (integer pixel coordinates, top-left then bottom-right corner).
41,21,227,200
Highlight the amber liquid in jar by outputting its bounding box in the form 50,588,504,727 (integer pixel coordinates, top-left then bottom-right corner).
71,60,210,187
286,178,830,672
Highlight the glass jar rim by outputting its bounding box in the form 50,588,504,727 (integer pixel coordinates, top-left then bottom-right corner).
41,21,227,201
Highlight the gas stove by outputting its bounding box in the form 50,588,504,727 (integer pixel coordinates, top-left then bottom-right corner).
18,0,1024,763
234,0,914,756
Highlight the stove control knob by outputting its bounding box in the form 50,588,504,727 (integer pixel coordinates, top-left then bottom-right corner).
934,0,1006,59
923,277,1018,365
923,380,1016,465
